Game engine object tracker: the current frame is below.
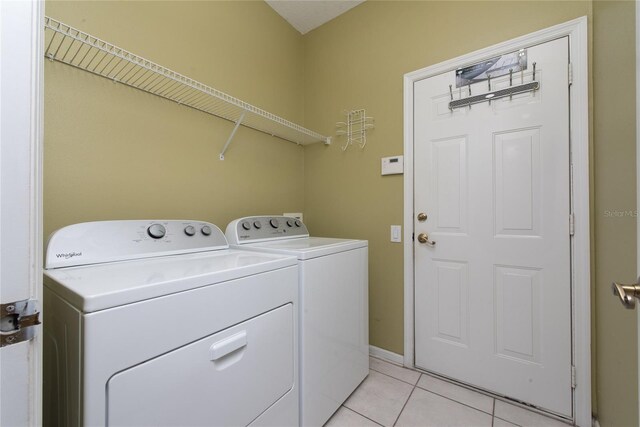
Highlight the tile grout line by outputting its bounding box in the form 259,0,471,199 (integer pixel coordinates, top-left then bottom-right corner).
392,379,419,427
369,365,421,386
374,357,500,406
413,382,494,416
409,366,571,426
371,365,494,417
492,399,496,427
371,359,571,427
340,405,385,427
494,415,526,427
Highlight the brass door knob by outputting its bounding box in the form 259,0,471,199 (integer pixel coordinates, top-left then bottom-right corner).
417,212,428,222
612,281,640,309
417,233,436,245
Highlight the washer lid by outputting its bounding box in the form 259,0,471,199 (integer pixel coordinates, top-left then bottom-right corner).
237,237,368,260
44,250,297,313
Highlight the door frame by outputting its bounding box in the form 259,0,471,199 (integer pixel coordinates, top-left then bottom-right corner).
636,0,639,423
0,0,45,424
403,17,590,426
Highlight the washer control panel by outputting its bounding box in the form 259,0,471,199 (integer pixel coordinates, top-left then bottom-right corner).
226,216,309,244
45,220,228,269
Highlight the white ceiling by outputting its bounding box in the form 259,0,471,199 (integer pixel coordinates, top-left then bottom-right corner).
265,0,365,35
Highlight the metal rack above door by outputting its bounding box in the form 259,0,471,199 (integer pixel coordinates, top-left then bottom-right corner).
44,17,331,160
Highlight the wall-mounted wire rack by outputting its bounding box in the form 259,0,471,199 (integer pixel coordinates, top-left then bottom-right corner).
43,16,331,160
336,109,374,151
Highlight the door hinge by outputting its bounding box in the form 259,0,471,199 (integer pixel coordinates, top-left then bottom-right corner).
571,365,577,389
0,299,41,347
568,63,573,86
569,213,575,236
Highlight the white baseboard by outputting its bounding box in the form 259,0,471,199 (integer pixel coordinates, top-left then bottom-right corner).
592,418,600,427
369,345,404,365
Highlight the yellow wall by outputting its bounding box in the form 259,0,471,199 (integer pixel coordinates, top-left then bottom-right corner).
44,0,638,425
44,0,306,238
303,1,635,425
303,0,591,362
593,1,638,426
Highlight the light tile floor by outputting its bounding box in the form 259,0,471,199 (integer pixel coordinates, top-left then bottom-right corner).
325,357,572,427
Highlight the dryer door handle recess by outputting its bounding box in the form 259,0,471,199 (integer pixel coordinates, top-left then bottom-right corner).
210,331,248,361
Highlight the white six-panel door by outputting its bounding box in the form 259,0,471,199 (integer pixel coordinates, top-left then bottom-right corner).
414,37,572,417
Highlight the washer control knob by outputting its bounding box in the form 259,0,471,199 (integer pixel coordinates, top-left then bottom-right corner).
270,219,279,228
201,225,212,236
295,220,302,227
286,219,294,227
147,224,166,239
241,221,251,231
184,225,196,236
253,221,262,229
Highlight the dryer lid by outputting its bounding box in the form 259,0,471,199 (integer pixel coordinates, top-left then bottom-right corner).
44,249,297,312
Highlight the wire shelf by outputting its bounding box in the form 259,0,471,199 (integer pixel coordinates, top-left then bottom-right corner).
44,16,331,156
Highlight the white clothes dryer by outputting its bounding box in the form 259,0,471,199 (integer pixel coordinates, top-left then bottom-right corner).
226,216,369,427
43,220,299,427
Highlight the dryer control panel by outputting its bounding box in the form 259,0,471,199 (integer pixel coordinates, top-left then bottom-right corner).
45,220,228,269
226,216,309,244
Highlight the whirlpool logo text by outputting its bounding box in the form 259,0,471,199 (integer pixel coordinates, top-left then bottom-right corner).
56,251,82,259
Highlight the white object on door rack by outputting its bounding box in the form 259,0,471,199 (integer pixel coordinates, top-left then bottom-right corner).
43,17,331,160
336,109,374,151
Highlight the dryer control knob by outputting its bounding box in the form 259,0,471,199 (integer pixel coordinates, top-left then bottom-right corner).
286,219,294,227
184,225,196,236
269,219,279,228
241,221,251,231
201,225,212,236
295,220,302,227
253,221,262,229
147,224,166,239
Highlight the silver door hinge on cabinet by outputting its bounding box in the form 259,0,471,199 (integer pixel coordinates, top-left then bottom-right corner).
571,365,577,388
569,214,575,236
568,63,573,86
0,299,41,347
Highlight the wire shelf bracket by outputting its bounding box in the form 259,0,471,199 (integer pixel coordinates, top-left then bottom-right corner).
43,16,331,159
219,111,246,160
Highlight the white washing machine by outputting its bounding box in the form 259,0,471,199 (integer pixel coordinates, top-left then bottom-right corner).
43,220,299,427
226,216,369,427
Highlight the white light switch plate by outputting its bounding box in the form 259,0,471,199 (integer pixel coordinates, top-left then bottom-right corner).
381,156,404,175
391,225,401,243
